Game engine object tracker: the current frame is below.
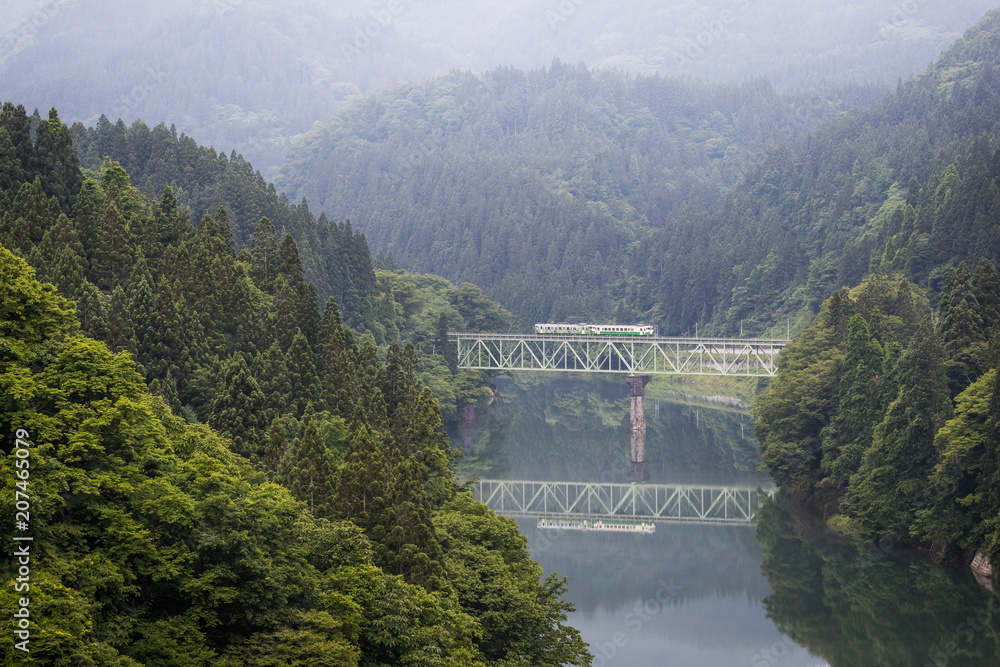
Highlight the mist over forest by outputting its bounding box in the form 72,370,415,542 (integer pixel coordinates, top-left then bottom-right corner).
1,0,995,178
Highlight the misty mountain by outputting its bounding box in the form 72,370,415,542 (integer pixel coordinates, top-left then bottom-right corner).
1,0,994,179
636,7,1000,335
273,64,885,326
275,8,1000,335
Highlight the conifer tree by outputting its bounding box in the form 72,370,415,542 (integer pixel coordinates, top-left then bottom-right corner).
435,312,458,374
278,407,332,515
915,368,998,553
360,386,391,437
33,108,83,213
7,177,55,249
213,206,236,256
31,213,86,299
106,284,136,355
249,216,278,293
210,352,269,460
155,186,180,246
75,279,109,341
940,262,985,354
271,275,300,350
379,341,414,421
385,453,446,588
351,332,382,401
148,369,182,415
275,233,320,346
0,127,23,194
404,386,457,508
71,179,104,266
126,256,157,374
0,102,33,179
90,198,133,291
256,340,292,423
939,262,988,394
334,416,392,542
317,296,356,417
972,258,1000,335
286,329,321,418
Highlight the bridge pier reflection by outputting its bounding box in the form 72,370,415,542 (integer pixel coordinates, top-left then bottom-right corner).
626,375,650,482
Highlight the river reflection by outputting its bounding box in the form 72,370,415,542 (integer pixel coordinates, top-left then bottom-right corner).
517,519,823,667
455,375,999,666
757,499,1000,667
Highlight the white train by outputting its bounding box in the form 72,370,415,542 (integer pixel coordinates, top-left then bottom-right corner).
534,323,655,336
537,518,656,533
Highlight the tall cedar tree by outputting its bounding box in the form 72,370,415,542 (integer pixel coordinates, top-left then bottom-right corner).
210,351,269,460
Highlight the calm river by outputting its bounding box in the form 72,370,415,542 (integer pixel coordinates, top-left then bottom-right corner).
456,375,1000,667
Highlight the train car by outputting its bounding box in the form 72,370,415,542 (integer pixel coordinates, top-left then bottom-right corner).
534,323,655,336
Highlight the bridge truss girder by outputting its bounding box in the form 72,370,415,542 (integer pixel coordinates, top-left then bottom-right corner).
452,334,784,377
473,480,777,526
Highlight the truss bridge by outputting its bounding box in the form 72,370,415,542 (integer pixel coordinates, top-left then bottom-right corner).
451,334,786,377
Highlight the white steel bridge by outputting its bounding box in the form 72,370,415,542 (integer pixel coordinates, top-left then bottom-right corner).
473,479,777,526
450,333,786,377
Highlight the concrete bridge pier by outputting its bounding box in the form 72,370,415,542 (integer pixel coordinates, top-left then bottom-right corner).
626,375,650,483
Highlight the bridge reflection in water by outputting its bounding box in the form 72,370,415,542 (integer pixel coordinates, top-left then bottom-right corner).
473,479,777,526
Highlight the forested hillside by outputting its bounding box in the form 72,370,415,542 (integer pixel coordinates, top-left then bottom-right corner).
637,8,1000,335
753,264,1000,566
0,247,588,665
2,0,992,178
276,64,884,327
0,103,585,665
62,113,380,332
277,10,1000,337
746,12,1000,572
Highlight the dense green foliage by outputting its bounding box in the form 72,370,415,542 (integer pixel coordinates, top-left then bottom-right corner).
64,113,379,330
0,101,507,426
753,264,1000,564
0,106,587,664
